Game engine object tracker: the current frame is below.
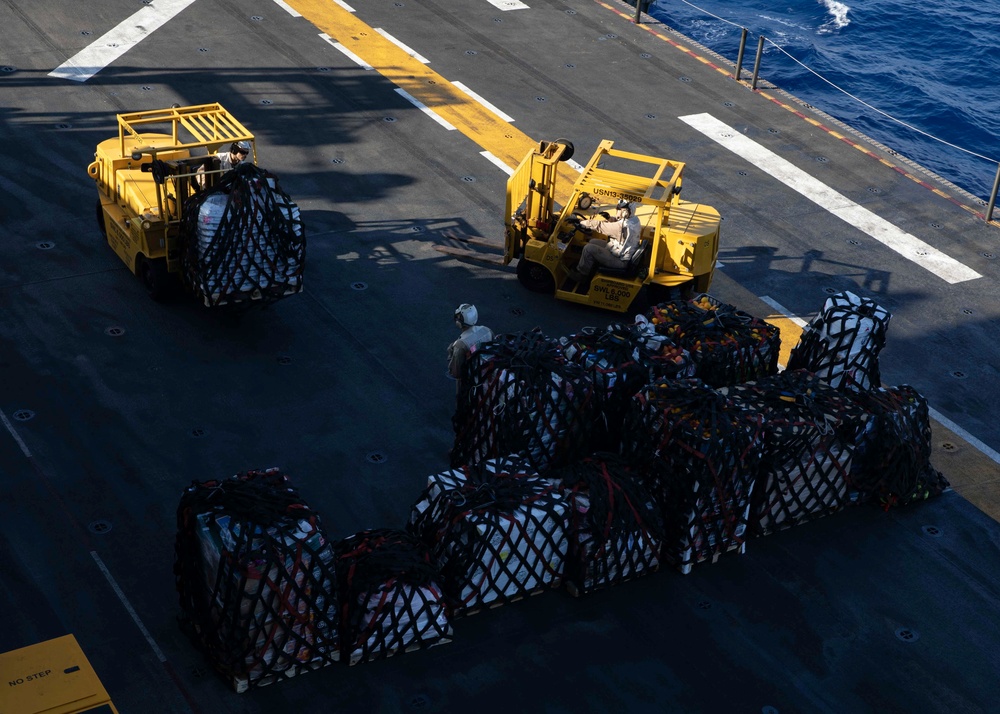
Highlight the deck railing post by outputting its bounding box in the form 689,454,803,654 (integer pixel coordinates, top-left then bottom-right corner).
633,0,644,24
734,28,748,82
986,162,1000,223
751,35,765,90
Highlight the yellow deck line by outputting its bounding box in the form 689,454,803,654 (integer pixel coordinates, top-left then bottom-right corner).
762,314,802,368
290,0,580,203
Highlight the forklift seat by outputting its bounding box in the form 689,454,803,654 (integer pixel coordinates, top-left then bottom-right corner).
598,241,651,280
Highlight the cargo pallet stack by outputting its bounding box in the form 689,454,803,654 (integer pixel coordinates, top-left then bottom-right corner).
334,529,452,666
172,292,950,691
408,458,569,616
557,455,663,595
647,294,781,387
174,469,340,692
624,379,763,573
451,330,594,472
561,320,695,452
725,371,869,535
182,163,305,308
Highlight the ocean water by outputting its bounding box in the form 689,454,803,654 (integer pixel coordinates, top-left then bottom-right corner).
648,0,1000,201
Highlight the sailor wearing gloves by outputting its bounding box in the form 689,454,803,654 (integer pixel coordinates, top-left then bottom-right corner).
567,199,641,283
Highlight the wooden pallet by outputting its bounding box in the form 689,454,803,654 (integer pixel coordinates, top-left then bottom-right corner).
565,565,660,598
230,654,338,694
457,582,557,617
347,635,453,667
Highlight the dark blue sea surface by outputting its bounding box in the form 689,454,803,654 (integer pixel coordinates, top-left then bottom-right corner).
648,0,1000,200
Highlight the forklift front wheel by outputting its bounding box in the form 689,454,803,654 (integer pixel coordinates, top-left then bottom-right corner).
516,259,555,294
138,255,170,301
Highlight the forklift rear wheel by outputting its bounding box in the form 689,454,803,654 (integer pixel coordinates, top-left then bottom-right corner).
138,255,170,301
516,259,555,293
95,199,107,238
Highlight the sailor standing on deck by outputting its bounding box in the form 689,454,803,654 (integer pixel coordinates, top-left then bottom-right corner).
567,200,641,282
447,304,494,392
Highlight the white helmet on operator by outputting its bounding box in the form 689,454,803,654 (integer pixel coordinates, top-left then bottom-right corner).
616,199,634,218
455,303,479,328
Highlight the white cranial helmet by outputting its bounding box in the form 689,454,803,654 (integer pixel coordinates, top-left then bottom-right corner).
455,303,479,327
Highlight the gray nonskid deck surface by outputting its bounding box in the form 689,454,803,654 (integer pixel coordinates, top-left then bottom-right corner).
1,0,998,712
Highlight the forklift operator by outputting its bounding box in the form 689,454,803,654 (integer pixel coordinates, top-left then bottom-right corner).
567,200,641,282
197,140,250,187
216,140,251,171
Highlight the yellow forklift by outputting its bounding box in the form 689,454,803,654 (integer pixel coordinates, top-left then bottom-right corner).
503,139,721,312
89,103,257,300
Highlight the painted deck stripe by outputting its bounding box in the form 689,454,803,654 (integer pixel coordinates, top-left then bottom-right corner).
757,295,808,369
321,35,373,70
481,151,514,175
48,0,197,82
681,113,981,285
331,0,355,10
487,0,530,10
92,551,167,662
759,295,809,329
375,29,430,64
273,0,302,17
928,408,1000,466
452,82,515,122
395,88,457,131
0,409,31,458
290,0,580,201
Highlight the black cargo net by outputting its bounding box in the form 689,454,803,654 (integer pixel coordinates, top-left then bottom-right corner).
624,380,763,573
181,163,305,308
787,291,890,392
451,330,594,473
848,385,949,508
174,468,338,692
725,370,869,536
646,295,780,387
407,458,569,615
556,455,663,595
334,529,453,665
560,322,694,452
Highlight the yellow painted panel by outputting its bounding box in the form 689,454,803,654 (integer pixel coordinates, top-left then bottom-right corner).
0,634,117,714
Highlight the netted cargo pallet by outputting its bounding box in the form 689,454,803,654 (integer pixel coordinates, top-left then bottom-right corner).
725,371,869,536
848,385,949,508
624,380,763,573
560,321,693,452
452,329,594,473
335,529,452,666
174,468,339,692
181,163,305,308
646,294,780,387
407,457,569,616
787,291,890,392
558,455,663,595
